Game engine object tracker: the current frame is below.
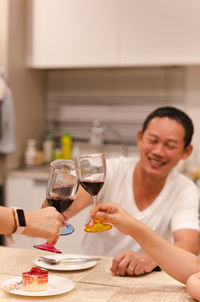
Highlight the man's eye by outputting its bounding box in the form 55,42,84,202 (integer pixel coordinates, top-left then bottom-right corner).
166,144,176,150
149,140,157,144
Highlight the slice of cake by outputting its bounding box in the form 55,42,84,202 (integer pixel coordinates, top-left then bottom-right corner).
22,267,48,292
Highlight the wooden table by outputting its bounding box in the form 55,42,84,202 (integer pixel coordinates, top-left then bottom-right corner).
0,246,192,302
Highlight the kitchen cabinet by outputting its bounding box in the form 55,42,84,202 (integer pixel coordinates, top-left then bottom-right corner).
119,0,200,66
26,0,200,68
26,0,119,68
5,170,90,254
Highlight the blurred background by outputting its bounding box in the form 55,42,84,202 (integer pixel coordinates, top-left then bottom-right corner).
1,0,200,249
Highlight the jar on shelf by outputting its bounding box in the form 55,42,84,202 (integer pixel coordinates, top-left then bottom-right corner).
24,139,37,167
89,120,105,146
43,130,53,163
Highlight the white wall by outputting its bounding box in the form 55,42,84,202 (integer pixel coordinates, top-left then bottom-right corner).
0,0,9,75
0,0,45,184
184,66,200,167
0,0,9,184
45,67,185,145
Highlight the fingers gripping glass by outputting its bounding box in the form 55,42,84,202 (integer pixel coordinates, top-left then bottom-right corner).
33,159,79,253
76,153,112,233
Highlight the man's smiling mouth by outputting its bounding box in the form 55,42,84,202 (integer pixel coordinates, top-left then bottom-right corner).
148,156,166,166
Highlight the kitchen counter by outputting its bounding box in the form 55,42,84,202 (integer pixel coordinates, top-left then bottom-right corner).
0,246,191,302
6,141,139,181
6,166,50,181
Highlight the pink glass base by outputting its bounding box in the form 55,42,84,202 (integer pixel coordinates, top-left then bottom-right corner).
33,242,62,254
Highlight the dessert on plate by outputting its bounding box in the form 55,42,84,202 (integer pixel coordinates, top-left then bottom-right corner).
22,267,48,291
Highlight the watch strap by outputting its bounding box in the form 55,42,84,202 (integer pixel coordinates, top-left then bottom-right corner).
12,207,26,234
6,207,26,246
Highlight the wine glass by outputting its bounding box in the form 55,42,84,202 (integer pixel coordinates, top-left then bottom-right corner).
75,153,112,233
33,159,79,253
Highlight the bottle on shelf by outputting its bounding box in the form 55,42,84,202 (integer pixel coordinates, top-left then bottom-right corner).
43,130,53,164
53,147,62,160
61,132,72,159
24,139,37,167
89,120,105,146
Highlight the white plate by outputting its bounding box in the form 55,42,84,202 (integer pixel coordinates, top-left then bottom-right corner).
35,254,98,271
1,275,75,297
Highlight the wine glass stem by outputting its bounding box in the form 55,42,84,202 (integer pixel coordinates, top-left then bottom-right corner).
92,195,98,206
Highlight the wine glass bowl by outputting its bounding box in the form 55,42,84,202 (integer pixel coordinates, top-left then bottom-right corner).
47,159,78,215
33,159,79,253
75,153,112,233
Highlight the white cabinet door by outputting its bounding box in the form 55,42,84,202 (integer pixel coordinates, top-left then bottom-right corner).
119,0,200,66
5,176,39,211
5,176,46,248
26,0,119,68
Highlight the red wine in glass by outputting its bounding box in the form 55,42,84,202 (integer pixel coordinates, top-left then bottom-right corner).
47,196,74,213
33,159,78,253
80,181,104,196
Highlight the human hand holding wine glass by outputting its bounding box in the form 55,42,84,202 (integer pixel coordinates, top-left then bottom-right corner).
76,153,112,232
33,159,79,253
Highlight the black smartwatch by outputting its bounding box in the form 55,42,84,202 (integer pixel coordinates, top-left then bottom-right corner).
12,207,26,234
7,207,26,246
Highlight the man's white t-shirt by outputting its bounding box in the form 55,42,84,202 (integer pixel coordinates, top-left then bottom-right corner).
81,157,200,257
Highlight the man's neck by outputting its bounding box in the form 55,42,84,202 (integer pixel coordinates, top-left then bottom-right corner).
133,162,168,210
135,162,167,189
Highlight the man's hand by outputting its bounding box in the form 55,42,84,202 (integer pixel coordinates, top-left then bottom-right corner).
186,272,200,302
110,250,157,276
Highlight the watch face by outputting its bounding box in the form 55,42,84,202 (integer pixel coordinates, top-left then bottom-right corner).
16,209,26,227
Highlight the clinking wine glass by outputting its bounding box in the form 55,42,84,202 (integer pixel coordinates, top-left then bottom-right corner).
33,159,79,253
75,153,112,233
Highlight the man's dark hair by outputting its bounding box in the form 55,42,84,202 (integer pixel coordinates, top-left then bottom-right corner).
142,106,194,149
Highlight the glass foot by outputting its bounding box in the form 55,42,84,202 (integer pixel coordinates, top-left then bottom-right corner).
33,243,62,254
60,223,74,236
84,220,112,233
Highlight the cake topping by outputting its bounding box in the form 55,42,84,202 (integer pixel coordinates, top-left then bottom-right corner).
24,267,48,275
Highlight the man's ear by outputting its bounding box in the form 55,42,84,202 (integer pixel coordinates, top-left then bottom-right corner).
137,130,143,147
181,144,193,160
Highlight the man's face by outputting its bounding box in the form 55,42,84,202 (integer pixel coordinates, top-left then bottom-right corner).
137,117,189,179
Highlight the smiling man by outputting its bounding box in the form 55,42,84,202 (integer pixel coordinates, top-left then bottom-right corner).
67,106,200,277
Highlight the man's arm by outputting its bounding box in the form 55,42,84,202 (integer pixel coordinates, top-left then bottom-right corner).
173,229,199,255
63,185,92,219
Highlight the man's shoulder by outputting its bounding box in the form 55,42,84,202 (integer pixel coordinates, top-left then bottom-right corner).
106,156,137,172
168,169,198,191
